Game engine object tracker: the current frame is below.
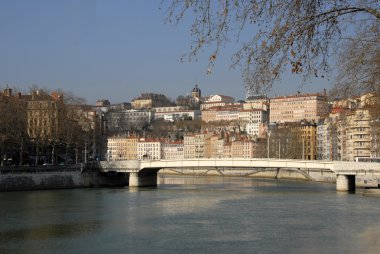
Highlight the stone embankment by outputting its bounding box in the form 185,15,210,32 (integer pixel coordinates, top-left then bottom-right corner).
0,166,82,191
0,165,129,191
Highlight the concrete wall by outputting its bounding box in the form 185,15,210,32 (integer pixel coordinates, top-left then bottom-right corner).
82,171,129,187
0,165,130,191
0,170,82,191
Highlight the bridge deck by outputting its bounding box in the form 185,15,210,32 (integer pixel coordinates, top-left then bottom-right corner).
96,158,380,175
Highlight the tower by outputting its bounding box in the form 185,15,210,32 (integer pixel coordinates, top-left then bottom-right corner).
191,84,201,98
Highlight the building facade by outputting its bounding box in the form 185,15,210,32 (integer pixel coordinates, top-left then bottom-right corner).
270,92,328,123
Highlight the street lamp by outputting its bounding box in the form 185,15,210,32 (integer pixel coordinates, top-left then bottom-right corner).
267,131,270,159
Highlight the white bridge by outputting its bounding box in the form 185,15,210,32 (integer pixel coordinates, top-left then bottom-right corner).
94,158,380,191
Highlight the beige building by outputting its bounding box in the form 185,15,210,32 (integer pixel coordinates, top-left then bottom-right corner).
223,143,232,158
243,95,269,111
184,132,213,158
270,92,328,123
107,136,128,160
205,134,220,158
131,93,172,109
27,91,66,142
231,139,255,158
126,136,138,160
201,110,218,123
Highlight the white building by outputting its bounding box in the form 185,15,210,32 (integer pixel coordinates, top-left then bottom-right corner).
238,109,268,137
201,94,235,110
161,141,184,160
154,110,201,122
137,138,162,160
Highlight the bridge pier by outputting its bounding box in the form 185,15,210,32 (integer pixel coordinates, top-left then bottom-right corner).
129,171,158,187
336,174,356,192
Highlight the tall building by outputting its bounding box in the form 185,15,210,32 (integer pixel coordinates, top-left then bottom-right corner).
317,118,338,161
27,91,66,142
270,92,328,123
343,109,372,161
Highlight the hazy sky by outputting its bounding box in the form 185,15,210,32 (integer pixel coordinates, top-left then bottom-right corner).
0,0,332,104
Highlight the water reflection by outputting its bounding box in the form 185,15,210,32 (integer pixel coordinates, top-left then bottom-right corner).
0,175,379,254
0,221,100,241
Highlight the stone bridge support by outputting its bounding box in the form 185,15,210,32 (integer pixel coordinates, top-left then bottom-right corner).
129,170,159,187
336,174,356,192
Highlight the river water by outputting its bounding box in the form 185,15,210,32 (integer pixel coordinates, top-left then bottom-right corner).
0,175,379,254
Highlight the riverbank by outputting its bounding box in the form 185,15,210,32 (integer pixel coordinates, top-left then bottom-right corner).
1,166,379,191
0,166,128,191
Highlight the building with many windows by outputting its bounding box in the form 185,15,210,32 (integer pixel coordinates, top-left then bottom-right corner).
270,92,328,123
161,141,184,160
137,138,162,160
107,136,128,160
106,109,154,134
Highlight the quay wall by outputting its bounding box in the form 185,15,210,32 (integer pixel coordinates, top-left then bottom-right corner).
0,166,129,191
0,167,82,192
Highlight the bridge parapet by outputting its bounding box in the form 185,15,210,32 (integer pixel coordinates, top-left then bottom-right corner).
333,161,380,175
99,160,140,172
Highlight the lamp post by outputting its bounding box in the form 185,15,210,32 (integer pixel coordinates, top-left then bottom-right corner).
302,137,305,160
267,132,270,159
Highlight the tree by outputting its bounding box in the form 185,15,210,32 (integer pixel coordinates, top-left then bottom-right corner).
163,0,380,93
333,24,380,98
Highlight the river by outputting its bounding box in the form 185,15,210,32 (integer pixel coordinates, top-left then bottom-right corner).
0,175,379,254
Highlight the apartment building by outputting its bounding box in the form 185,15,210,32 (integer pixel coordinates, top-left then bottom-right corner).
137,138,162,160
184,132,213,158
107,136,128,160
231,139,255,158
161,141,184,160
270,92,328,123
106,109,154,133
27,91,66,141
126,136,138,160
317,118,338,161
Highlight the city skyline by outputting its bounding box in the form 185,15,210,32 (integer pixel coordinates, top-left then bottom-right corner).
0,0,332,104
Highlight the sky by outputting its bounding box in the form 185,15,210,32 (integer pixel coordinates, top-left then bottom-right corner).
0,0,332,104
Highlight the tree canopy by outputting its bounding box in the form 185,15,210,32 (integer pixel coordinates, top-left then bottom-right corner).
163,0,380,95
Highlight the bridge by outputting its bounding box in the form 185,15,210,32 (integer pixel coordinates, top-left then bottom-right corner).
92,158,380,192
